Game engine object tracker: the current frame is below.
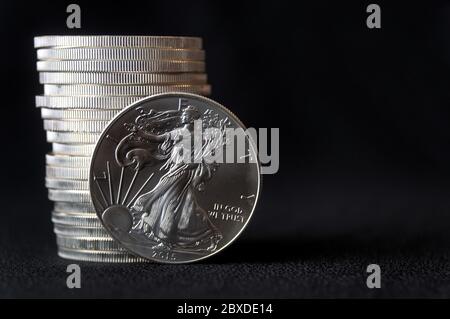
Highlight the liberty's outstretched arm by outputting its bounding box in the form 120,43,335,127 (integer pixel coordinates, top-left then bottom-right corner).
115,128,172,170
134,129,169,143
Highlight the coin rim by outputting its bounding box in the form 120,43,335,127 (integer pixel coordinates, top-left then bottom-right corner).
39,72,208,85
36,60,205,73
36,47,205,61
57,246,147,263
89,92,262,264
34,35,202,49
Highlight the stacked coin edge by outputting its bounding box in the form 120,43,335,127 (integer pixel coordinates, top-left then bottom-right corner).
34,35,210,262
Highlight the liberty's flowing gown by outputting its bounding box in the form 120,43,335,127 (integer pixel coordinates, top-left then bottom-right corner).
131,128,222,252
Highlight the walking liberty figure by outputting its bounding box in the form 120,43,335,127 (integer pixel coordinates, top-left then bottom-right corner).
115,104,228,253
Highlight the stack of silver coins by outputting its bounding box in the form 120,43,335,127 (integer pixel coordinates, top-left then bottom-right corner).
34,35,210,262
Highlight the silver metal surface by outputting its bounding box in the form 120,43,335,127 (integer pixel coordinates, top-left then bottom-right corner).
43,84,211,96
52,143,95,156
46,131,99,144
51,214,101,228
53,202,96,214
90,93,261,263
42,108,120,120
57,247,146,263
46,166,89,180
46,178,89,190
46,154,90,167
35,35,218,262
39,72,208,85
56,235,123,251
37,47,205,61
44,120,109,133
48,189,91,203
34,35,202,49
37,95,145,109
54,224,110,237
37,60,205,72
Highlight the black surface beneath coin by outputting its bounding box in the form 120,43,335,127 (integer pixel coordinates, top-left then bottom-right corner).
1,198,450,298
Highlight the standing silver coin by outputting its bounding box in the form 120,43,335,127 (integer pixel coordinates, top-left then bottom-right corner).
89,93,261,263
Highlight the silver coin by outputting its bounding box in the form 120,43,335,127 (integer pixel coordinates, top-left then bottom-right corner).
43,84,211,96
53,224,110,237
37,95,145,109
90,93,261,263
52,143,95,156
46,166,89,180
46,131,99,144
53,202,96,214
44,120,109,133
46,178,89,190
36,60,205,72
37,47,205,61
42,108,120,120
47,154,87,167
48,189,91,202
56,235,124,251
51,212,100,227
46,154,90,167
39,72,208,85
34,35,202,49
57,246,146,263
45,154,91,168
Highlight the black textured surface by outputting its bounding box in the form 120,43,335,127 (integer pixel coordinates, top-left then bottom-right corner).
2,237,450,298
1,199,450,298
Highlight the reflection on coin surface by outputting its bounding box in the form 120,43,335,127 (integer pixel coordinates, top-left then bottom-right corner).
90,93,261,263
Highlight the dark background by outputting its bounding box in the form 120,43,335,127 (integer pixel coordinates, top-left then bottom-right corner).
0,0,450,298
